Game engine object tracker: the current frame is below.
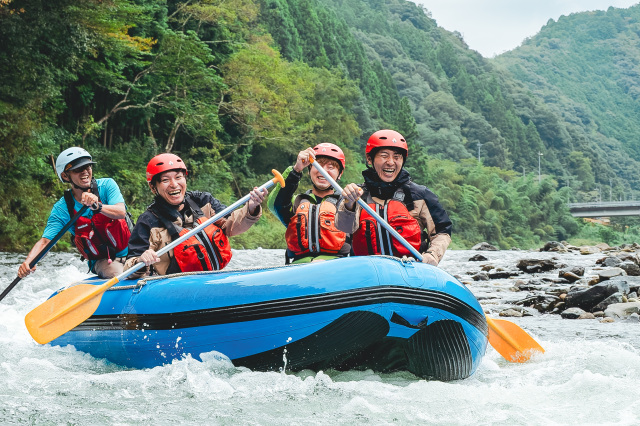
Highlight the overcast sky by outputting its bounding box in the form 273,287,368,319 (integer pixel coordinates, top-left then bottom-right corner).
414,0,640,57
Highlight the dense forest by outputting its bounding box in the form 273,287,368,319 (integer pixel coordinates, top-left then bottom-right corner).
1,0,639,253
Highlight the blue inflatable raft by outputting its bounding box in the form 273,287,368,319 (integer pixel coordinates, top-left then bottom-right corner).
51,256,488,380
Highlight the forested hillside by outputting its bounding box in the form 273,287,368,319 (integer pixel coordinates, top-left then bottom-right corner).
0,0,637,252
495,5,640,201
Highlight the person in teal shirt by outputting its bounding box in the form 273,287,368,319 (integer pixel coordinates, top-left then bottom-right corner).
268,143,351,264
18,147,130,279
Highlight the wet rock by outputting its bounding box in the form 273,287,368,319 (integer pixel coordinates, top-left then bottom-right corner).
580,246,601,255
488,270,520,279
514,279,544,291
600,317,615,323
559,270,581,283
596,243,611,251
472,242,498,251
592,311,605,317
593,292,624,312
569,266,585,276
619,262,640,276
616,253,640,265
499,309,523,317
541,241,568,252
597,268,626,281
604,302,640,319
481,264,494,271
565,281,630,312
561,307,587,319
469,254,488,261
471,272,489,281
516,294,561,313
601,257,623,267
516,258,566,274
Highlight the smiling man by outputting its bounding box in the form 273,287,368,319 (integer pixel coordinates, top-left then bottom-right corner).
337,130,452,266
124,153,267,277
18,147,130,279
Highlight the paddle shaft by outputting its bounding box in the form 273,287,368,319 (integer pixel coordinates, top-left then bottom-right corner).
105,171,284,286
309,158,422,260
0,205,91,302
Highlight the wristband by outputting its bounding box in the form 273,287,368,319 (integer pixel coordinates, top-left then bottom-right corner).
91,202,103,213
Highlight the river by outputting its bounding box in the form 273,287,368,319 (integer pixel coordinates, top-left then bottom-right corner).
1,249,639,425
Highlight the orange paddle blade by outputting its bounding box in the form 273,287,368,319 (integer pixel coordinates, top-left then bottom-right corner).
25,279,118,344
486,316,545,363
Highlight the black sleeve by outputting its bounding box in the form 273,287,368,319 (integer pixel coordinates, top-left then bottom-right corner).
426,190,452,236
414,184,452,236
274,168,302,225
191,191,230,218
126,211,155,258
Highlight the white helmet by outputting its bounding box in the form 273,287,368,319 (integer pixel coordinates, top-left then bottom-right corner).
55,147,96,182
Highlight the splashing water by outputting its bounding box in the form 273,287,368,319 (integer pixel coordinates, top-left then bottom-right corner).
1,249,639,424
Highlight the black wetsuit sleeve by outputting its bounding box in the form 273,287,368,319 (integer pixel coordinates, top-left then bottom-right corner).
126,211,155,258
424,189,452,236
273,168,302,225
193,192,230,218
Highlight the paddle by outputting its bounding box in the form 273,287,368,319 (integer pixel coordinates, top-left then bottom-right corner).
25,170,285,345
1,205,91,303
310,158,544,363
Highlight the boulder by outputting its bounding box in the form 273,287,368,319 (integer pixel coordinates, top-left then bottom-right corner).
561,307,587,319
601,257,623,267
469,254,488,262
516,258,565,274
604,302,640,319
565,280,630,312
619,261,640,276
541,241,568,252
471,272,489,281
580,246,601,255
558,270,581,283
597,268,626,281
471,242,498,251
593,292,624,312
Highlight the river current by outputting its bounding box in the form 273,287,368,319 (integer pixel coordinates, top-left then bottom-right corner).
1,249,639,425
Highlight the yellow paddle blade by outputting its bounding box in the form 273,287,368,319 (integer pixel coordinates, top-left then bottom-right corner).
486,316,545,363
25,278,118,344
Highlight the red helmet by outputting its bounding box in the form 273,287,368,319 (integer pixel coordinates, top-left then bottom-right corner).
365,130,408,158
313,143,345,171
146,153,188,183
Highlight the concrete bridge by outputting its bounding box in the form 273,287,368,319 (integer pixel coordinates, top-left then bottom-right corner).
568,201,640,217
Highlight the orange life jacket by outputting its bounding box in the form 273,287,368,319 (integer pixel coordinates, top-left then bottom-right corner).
285,194,346,256
352,190,422,257
154,196,232,272
64,181,131,261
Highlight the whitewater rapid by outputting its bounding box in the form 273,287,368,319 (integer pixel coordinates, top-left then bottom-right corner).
1,249,639,425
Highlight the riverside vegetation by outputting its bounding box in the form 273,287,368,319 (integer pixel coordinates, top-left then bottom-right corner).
2,0,640,253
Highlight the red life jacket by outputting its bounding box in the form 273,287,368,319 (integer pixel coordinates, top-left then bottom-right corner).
352,189,422,257
285,194,346,256
153,196,232,272
63,180,132,261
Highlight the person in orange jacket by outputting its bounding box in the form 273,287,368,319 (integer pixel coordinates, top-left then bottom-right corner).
268,143,351,264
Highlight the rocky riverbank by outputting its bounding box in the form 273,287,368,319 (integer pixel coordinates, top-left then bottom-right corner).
453,241,640,322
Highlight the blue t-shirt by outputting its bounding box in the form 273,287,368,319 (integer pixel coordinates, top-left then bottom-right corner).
43,178,128,257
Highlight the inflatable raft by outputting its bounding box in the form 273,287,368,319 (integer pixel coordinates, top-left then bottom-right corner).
50,256,488,380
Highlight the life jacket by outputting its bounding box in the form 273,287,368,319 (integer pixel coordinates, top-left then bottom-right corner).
151,195,232,272
352,188,422,257
285,193,346,257
63,179,132,261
